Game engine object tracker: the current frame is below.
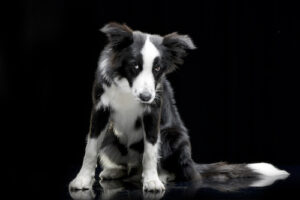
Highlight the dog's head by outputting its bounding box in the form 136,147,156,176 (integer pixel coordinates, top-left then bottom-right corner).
100,22,196,104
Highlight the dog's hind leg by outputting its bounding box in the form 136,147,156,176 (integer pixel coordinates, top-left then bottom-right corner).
100,168,127,180
160,127,201,181
98,125,130,180
99,151,128,180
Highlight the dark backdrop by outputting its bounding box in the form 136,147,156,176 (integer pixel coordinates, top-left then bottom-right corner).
1,0,299,198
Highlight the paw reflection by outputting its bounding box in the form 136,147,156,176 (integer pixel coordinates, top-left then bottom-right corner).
99,180,126,200
68,188,95,200
143,190,165,200
68,173,289,200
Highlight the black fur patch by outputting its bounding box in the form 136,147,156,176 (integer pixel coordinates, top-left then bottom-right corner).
129,139,144,153
162,32,196,73
134,117,142,130
100,22,133,51
90,108,110,138
143,107,161,144
159,126,200,181
113,33,147,87
92,83,104,103
116,52,143,87
152,57,166,87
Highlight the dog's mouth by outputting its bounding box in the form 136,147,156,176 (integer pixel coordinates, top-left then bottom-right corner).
137,98,154,104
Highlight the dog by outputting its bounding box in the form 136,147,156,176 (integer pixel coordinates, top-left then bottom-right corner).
69,22,289,192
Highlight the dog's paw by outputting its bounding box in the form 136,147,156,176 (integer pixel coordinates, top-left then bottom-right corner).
143,178,165,192
69,174,94,190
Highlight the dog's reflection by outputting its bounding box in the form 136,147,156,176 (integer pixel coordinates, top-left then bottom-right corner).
69,188,96,200
69,173,289,200
69,179,144,200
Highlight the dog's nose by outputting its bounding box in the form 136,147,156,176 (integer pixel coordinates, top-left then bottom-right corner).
139,92,152,102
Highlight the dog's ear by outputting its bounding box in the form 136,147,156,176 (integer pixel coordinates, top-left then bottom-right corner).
100,22,133,50
162,32,196,72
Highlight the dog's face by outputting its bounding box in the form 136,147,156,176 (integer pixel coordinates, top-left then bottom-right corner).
101,23,196,104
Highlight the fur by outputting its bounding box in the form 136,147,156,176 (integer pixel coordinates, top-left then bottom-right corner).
69,22,289,192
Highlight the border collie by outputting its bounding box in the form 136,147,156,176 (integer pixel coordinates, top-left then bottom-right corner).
69,22,289,192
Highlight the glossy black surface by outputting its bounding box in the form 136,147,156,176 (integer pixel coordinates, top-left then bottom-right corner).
20,165,298,200
68,166,298,200
2,1,300,199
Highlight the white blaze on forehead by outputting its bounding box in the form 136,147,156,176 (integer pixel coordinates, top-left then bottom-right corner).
132,35,160,102
141,35,160,70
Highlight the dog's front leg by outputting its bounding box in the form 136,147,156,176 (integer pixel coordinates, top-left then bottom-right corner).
142,106,165,192
69,104,110,190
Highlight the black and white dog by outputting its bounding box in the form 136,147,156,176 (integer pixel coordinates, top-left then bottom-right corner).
69,22,289,192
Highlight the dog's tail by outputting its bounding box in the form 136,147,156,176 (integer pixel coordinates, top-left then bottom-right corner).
195,162,289,181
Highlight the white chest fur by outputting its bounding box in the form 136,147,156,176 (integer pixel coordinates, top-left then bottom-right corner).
100,79,144,146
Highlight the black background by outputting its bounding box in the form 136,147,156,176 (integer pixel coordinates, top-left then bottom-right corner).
1,0,300,198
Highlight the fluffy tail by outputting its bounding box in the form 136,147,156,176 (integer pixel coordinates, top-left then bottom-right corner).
195,162,289,181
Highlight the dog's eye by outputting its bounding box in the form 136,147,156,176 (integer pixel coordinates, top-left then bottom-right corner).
134,65,139,70
154,65,160,72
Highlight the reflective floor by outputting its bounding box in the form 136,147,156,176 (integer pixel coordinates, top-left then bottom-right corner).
67,166,299,200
